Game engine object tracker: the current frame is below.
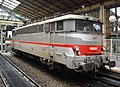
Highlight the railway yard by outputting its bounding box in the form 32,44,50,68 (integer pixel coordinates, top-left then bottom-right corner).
0,52,119,87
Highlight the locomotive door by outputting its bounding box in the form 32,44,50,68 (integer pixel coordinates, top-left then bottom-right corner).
49,33,54,61
48,22,56,64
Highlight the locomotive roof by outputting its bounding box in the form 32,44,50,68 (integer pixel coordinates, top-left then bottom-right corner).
13,14,100,31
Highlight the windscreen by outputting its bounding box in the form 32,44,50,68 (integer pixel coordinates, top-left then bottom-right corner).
75,20,102,33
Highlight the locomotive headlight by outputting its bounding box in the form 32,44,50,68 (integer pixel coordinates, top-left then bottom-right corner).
73,45,80,56
102,46,106,51
74,45,79,51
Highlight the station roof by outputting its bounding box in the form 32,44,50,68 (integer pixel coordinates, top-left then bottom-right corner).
0,0,102,22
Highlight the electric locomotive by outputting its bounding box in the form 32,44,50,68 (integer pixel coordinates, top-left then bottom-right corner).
12,14,115,72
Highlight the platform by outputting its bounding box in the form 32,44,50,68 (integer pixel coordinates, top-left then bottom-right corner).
105,53,120,73
0,52,39,87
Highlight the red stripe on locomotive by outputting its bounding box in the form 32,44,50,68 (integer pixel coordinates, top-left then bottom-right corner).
12,40,102,56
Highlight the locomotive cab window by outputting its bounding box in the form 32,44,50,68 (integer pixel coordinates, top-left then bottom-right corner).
75,20,102,33
57,21,63,30
93,23,102,33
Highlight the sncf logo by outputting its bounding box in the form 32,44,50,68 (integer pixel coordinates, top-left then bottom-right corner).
89,47,97,50
92,36,98,39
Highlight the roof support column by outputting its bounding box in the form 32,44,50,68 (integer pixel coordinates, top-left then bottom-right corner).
0,25,6,52
0,25,3,52
99,4,111,38
99,3,106,38
99,3,110,46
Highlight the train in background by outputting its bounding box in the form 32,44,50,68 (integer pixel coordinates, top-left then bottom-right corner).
12,14,116,72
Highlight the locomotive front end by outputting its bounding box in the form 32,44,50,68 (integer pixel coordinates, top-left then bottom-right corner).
65,35,116,72
65,19,116,72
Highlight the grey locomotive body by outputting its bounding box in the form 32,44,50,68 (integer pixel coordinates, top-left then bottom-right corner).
12,14,115,72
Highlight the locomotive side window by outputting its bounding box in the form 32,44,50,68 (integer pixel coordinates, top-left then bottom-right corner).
33,25,38,33
57,21,63,30
24,27,28,34
29,26,33,33
21,28,24,34
29,26,35,33
50,22,55,31
26,25,38,34
38,25,43,32
28,26,32,33
17,29,20,34
25,27,30,34
44,23,50,33
17,29,23,34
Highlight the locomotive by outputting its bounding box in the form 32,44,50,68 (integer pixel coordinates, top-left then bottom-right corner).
12,14,115,72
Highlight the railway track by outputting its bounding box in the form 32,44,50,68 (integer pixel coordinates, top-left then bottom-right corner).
66,69,120,87
96,69,120,87
68,72,115,87
0,73,6,87
98,69,120,81
3,52,120,87
0,53,41,87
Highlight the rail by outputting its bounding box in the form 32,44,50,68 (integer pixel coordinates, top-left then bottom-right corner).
96,69,120,87
0,53,41,87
